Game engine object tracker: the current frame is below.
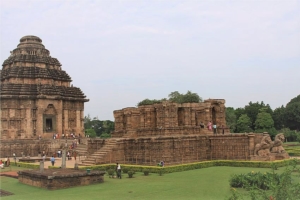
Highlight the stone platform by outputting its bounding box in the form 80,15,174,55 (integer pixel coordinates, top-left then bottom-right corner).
18,169,105,190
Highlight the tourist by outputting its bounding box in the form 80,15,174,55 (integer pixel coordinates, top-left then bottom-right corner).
0,160,4,169
42,154,46,162
116,163,122,179
38,135,42,140
62,133,65,139
13,153,16,165
213,124,217,134
67,151,70,160
207,121,212,131
57,150,60,158
74,151,77,161
5,157,10,167
160,161,165,167
221,125,225,135
50,156,55,166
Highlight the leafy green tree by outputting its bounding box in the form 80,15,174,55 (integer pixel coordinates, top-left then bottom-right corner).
244,101,273,130
85,128,96,138
234,107,245,122
280,128,298,142
225,107,236,132
254,108,277,137
272,105,286,130
84,116,114,137
138,91,202,106
137,99,163,106
236,114,252,133
284,95,300,130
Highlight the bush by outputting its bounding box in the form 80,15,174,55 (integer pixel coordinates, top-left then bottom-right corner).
143,169,149,176
122,167,129,174
128,171,134,178
107,169,115,176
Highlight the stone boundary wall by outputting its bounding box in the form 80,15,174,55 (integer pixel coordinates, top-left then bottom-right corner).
88,133,264,165
0,139,62,158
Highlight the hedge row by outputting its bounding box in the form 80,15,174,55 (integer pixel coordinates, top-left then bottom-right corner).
79,159,300,174
16,162,40,169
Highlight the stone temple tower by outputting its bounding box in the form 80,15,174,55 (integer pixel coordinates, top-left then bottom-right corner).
0,35,89,139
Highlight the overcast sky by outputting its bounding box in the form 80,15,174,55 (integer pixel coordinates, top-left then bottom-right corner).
1,0,299,120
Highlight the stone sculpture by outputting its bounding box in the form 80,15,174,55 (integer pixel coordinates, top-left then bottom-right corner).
254,135,273,157
271,133,286,153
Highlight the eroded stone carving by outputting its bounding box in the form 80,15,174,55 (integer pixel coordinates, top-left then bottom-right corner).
254,134,273,157
271,133,286,153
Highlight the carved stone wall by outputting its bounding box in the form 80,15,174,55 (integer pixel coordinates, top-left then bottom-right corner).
87,134,265,165
113,99,228,137
0,36,88,139
0,139,61,158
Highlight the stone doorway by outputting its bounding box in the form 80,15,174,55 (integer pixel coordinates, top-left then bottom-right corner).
212,107,216,125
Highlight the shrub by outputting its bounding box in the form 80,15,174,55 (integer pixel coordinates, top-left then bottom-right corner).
128,171,134,178
143,169,150,176
107,169,115,176
122,167,129,174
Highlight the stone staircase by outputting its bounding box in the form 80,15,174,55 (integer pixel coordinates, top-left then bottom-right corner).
80,138,118,166
75,143,88,157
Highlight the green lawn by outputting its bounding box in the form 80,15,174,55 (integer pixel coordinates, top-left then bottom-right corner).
1,166,298,200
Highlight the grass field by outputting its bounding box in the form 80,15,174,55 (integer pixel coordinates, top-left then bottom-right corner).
1,165,299,200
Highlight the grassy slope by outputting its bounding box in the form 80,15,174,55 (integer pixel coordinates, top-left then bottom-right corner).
2,166,297,200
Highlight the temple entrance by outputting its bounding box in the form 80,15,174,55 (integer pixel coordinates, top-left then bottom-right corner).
43,115,56,132
212,107,216,125
46,118,52,131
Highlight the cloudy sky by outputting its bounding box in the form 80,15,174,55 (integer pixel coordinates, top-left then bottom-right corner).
1,0,299,120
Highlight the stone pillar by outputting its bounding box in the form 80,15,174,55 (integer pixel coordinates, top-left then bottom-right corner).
248,133,255,156
61,149,66,169
39,161,44,172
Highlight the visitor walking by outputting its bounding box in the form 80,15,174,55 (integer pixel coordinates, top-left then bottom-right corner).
213,124,217,134
116,163,122,179
50,156,55,166
13,153,16,165
207,121,212,131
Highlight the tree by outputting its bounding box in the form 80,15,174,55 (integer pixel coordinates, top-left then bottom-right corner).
138,90,202,106
137,99,163,106
84,115,115,137
244,101,273,130
272,105,286,130
225,107,236,132
85,128,96,138
254,108,277,137
284,95,300,130
236,114,252,133
234,107,245,122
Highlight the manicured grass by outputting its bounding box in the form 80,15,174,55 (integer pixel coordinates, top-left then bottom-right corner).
1,166,298,200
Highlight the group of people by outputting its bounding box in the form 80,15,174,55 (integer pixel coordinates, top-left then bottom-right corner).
0,157,11,168
205,121,225,134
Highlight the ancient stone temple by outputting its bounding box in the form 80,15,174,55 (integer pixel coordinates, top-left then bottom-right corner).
0,35,88,139
81,100,288,166
113,99,228,138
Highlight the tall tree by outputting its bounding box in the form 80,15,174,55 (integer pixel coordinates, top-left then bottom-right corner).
254,108,276,137
226,107,237,132
284,95,300,130
272,105,285,130
234,107,245,122
244,101,273,130
236,114,252,133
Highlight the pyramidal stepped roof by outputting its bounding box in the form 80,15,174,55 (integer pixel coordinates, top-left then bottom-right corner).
0,35,88,102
